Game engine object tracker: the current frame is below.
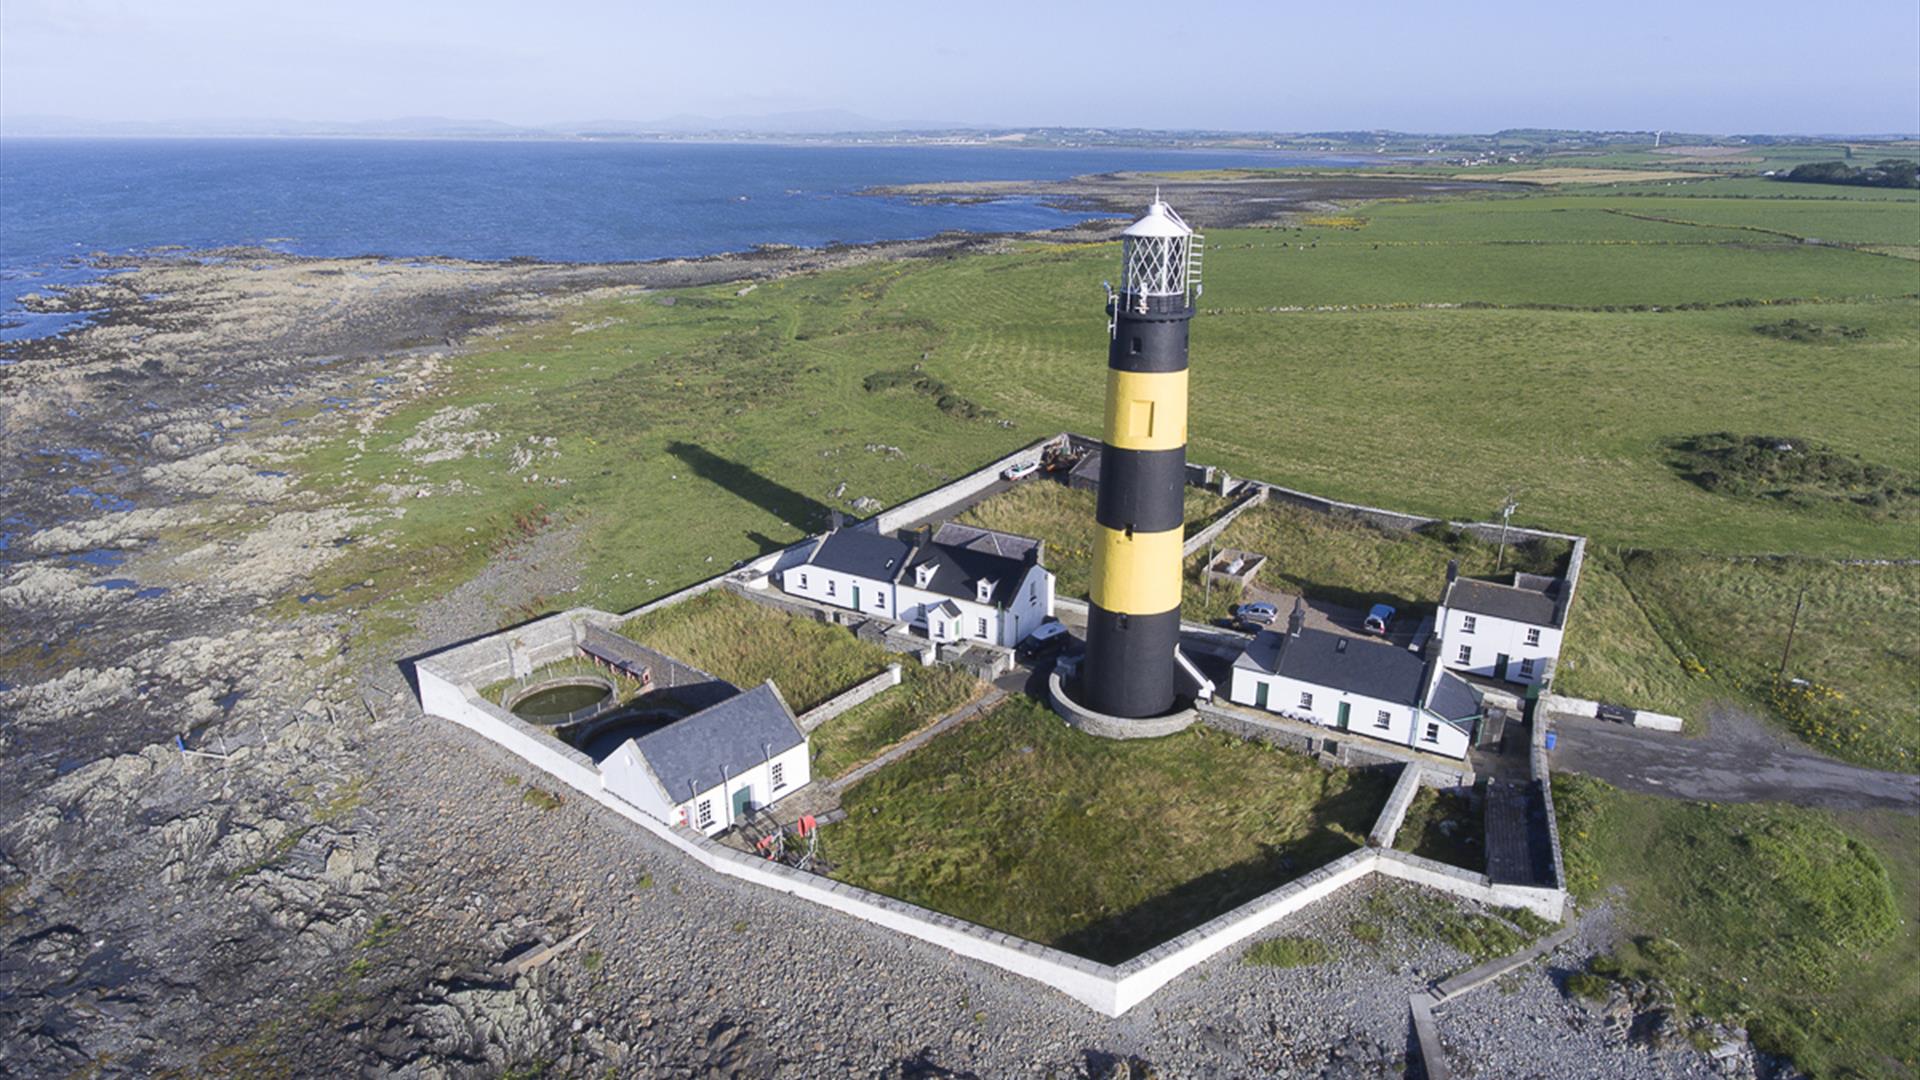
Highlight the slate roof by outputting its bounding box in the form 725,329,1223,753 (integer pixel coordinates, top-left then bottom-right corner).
1425,670,1483,728
1444,574,1565,628
1234,627,1428,707
933,522,1042,562
629,682,805,803
806,529,913,580
904,537,1031,608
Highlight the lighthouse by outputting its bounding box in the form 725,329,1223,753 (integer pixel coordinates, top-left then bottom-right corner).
1081,200,1199,718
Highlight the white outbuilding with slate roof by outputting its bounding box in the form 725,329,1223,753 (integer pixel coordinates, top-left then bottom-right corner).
1433,560,1568,687
780,522,1054,648
599,681,811,837
1227,602,1478,759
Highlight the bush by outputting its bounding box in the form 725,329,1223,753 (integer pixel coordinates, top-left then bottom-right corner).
1349,920,1384,946
1566,972,1613,1002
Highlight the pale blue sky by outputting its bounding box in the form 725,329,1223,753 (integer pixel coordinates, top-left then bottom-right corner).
3,0,1916,133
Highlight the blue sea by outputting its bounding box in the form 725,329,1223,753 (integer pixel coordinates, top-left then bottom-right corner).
0,138,1380,341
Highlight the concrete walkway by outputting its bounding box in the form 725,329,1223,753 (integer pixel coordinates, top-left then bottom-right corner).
1550,703,1919,812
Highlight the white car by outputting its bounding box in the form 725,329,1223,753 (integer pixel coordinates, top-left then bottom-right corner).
1002,460,1041,481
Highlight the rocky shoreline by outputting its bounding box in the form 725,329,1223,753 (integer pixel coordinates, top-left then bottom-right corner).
0,224,1757,1077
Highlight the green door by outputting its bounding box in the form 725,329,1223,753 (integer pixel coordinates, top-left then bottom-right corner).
1495,653,1510,680
732,785,754,823
852,584,861,610
1254,682,1269,710
1336,702,1351,729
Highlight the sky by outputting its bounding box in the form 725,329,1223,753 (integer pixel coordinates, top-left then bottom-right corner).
3,0,1917,135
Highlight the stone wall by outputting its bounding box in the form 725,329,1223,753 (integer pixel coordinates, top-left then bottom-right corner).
797,665,903,734
1372,849,1567,922
862,435,1066,536
1181,486,1269,558
1048,670,1197,740
1369,764,1425,848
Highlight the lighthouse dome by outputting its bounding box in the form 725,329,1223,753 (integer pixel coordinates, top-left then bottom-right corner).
1122,200,1192,239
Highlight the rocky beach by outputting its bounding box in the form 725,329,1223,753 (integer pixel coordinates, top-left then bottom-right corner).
1,218,1759,1077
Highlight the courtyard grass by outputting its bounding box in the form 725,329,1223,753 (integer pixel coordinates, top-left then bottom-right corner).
616,590,888,714
821,695,1390,964
1391,786,1484,872
1183,498,1570,625
1553,775,1916,1079
807,663,981,780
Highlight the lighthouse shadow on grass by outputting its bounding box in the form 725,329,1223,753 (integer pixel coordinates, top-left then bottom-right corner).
666,440,834,541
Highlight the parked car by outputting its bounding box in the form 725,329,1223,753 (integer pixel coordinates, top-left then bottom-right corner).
1364,603,1397,635
1597,703,1635,725
1002,460,1041,481
1233,602,1278,630
1017,620,1071,661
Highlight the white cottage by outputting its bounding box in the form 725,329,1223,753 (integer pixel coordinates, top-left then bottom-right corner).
598,681,811,837
1227,606,1480,759
1434,561,1569,687
780,522,1054,648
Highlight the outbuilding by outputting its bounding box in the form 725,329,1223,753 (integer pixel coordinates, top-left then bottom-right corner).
1433,561,1569,687
598,681,811,836
1227,603,1477,759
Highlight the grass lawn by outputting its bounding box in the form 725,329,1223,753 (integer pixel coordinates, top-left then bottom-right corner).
1392,786,1484,872
808,663,981,780
821,695,1390,963
1554,775,1915,1079
616,590,887,713
1557,551,1920,771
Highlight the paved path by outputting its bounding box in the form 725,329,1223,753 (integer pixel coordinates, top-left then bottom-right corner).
1550,703,1919,812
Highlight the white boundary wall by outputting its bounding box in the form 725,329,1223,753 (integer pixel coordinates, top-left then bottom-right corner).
415,673,1568,1015
859,436,1063,536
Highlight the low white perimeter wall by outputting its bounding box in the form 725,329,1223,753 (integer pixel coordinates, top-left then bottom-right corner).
1540,693,1599,719
1633,711,1685,733
425,662,1568,1015
798,664,903,733
1110,850,1375,1014
1373,849,1567,922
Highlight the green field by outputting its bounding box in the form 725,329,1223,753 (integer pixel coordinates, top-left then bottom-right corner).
265,170,1920,1077
291,182,1920,653
822,695,1388,963
1555,776,1917,1078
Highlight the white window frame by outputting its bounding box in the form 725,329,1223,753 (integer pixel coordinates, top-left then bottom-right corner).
1456,644,1472,664
1299,691,1313,710
771,761,786,791
1374,710,1391,730
1423,722,1440,742
798,572,808,589
976,616,988,638
827,579,836,597
695,799,714,829
1519,657,1536,677
1526,627,1542,647
1461,614,1477,634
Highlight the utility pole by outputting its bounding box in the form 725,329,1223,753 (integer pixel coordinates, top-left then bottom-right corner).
1777,584,1808,681
1494,491,1519,572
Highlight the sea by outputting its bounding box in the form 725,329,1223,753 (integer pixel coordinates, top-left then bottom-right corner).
0,138,1382,341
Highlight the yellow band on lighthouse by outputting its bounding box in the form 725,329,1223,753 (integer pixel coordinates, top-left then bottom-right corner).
1089,524,1185,614
1102,368,1189,452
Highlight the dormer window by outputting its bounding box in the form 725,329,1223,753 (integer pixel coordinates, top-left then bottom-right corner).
976,578,995,603
914,563,936,589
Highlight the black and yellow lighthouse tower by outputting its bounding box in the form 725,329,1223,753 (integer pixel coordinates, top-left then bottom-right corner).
1082,200,1199,718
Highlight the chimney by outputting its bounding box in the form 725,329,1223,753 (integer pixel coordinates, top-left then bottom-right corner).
1288,597,1305,638
1445,559,1460,586
828,510,844,532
